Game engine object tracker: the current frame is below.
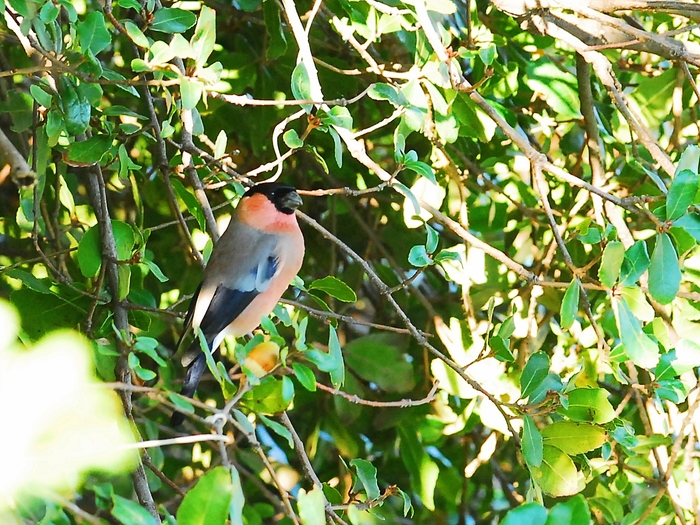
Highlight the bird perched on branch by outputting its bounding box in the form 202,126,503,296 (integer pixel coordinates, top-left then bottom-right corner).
170,182,305,426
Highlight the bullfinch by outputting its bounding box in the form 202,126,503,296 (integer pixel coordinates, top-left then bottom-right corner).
170,182,304,426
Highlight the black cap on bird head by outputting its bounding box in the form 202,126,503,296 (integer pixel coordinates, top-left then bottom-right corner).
245,182,303,215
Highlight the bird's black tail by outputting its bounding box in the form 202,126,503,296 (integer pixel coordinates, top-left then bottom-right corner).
170,350,207,426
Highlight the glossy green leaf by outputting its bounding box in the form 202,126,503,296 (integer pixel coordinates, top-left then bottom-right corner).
404,160,437,184
123,21,149,48
150,8,196,33
77,221,135,278
560,278,580,330
408,244,433,267
292,362,317,391
242,376,294,414
500,503,547,525
544,495,590,525
613,296,659,369
344,333,415,393
77,12,111,55
673,212,700,242
263,0,287,60
367,83,406,106
308,276,357,302
350,459,380,499
177,466,233,525
171,177,206,231
398,424,439,511
648,233,681,304
304,326,344,388
180,77,204,110
64,135,112,165
297,486,325,525
526,59,581,119
558,388,615,424
191,5,216,67
112,495,156,525
667,169,699,220
676,144,700,176
522,415,543,468
541,422,607,454
58,76,91,136
258,414,294,448
283,129,303,148
520,352,550,398
598,241,625,287
530,445,582,497
619,240,650,286
291,62,312,108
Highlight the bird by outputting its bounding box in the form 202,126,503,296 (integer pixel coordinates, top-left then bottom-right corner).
170,182,305,426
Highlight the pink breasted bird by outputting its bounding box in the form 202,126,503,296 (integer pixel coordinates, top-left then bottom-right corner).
171,182,304,426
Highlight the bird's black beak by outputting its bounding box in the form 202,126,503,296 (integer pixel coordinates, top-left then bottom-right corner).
280,190,303,210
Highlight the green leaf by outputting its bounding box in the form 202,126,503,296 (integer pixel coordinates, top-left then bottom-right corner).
150,8,197,33
425,224,439,254
350,459,380,500
490,335,515,362
258,414,294,448
123,21,149,48
541,422,607,454
398,425,439,511
297,486,325,525
667,169,699,220
613,296,659,369
500,503,547,525
64,135,112,165
77,221,135,278
598,241,625,287
263,0,287,60
478,44,497,66
522,416,543,468
77,12,111,55
141,258,168,282
560,278,580,330
530,445,582,497
344,333,415,393
676,144,700,176
191,5,216,68
230,467,245,525
619,240,650,286
673,213,700,242
283,129,303,148
4,269,52,294
408,244,433,267
404,160,436,184
180,77,204,110
167,393,195,414
291,62,312,110
329,127,343,168
171,177,206,231
520,352,550,398
526,59,582,119
112,495,156,525
177,466,233,525
558,388,615,424
292,362,317,391
242,376,294,414
367,83,406,106
58,76,91,136
324,106,353,129
545,495,590,525
308,276,357,302
648,233,681,304
30,84,53,108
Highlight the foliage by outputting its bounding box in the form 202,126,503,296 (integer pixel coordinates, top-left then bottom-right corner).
1,0,700,523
